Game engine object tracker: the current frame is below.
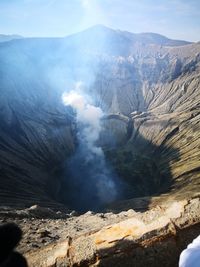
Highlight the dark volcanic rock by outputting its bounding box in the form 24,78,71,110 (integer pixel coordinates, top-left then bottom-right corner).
0,25,200,266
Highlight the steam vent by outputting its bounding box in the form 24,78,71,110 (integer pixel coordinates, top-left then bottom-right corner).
0,25,200,266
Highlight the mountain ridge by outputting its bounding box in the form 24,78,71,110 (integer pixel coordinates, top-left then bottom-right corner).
0,25,192,47
0,25,200,266
0,25,199,209
0,34,23,43
66,25,192,45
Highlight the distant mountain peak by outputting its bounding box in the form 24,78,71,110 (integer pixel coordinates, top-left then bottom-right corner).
0,34,23,43
89,24,111,30
70,25,192,49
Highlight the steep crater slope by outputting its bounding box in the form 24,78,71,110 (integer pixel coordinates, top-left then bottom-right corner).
0,25,199,211
99,44,200,211
0,26,200,266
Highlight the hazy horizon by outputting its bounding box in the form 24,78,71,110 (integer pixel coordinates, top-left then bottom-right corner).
0,24,197,43
0,0,200,42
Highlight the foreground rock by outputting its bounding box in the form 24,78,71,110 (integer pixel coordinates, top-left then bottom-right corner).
1,197,200,266
0,26,200,266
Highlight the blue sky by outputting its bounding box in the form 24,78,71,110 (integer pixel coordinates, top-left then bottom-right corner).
0,0,199,41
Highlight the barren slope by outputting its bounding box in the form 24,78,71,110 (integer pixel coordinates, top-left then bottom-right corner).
0,26,200,266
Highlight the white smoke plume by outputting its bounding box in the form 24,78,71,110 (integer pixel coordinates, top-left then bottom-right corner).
62,83,119,210
62,90,103,156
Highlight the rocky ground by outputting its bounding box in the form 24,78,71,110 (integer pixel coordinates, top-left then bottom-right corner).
0,26,200,266
1,195,200,266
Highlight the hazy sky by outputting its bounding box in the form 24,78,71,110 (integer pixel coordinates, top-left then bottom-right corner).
0,0,200,41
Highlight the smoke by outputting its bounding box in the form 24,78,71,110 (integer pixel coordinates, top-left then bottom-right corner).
62,83,120,211
62,89,103,156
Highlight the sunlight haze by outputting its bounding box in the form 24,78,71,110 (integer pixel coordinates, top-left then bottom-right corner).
0,0,199,41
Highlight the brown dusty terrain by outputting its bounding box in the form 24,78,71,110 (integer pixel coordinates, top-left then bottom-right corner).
0,26,200,266
1,196,200,266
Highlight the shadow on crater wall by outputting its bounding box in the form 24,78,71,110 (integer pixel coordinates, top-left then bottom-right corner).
56,103,181,213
